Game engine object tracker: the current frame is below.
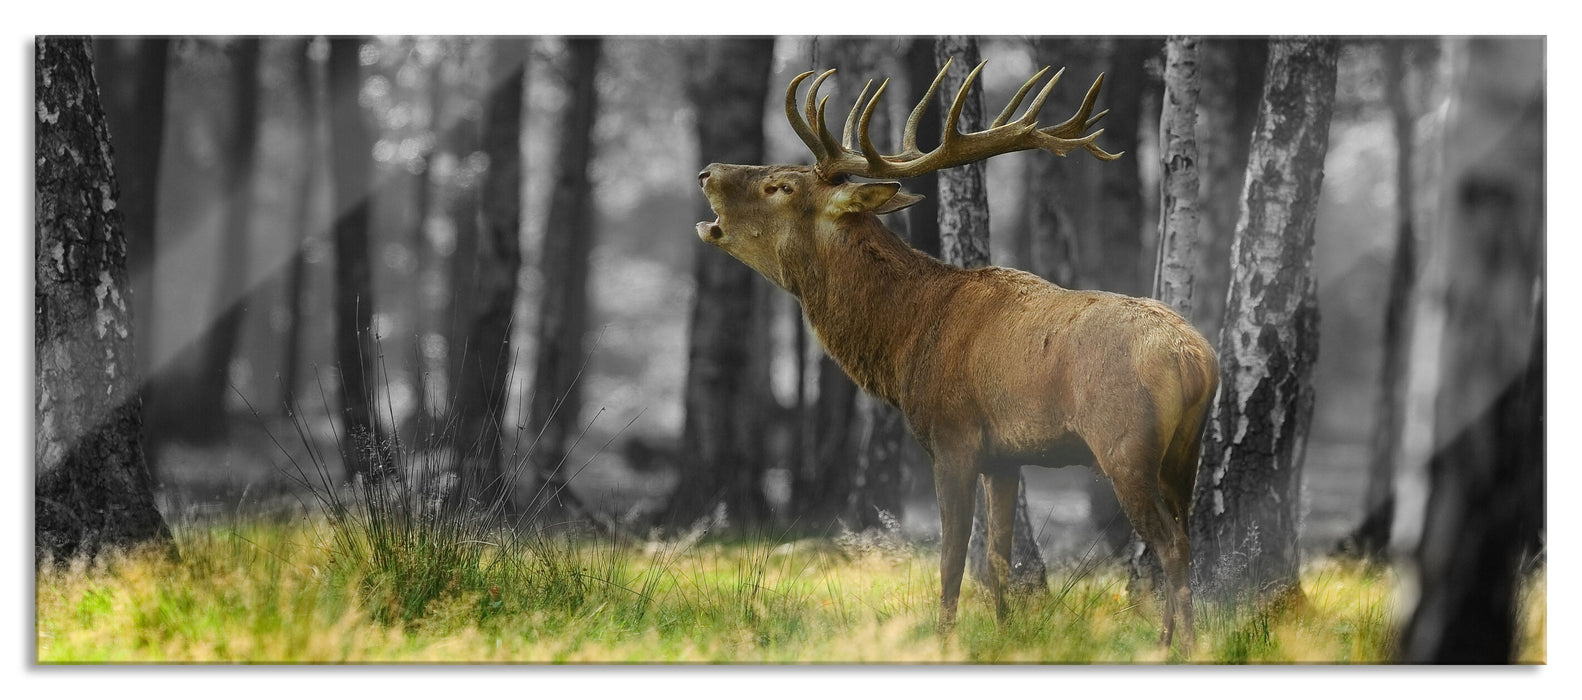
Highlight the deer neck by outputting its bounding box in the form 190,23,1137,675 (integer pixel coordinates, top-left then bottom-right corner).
795,216,947,406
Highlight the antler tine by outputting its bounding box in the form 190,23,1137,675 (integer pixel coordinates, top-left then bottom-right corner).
1012,66,1064,128
991,65,1050,129
901,56,952,157
1084,108,1110,131
857,78,890,169
842,79,874,150
803,70,845,164
1085,140,1124,161
1042,72,1106,140
785,70,826,160
814,95,843,160
787,61,1121,181
940,60,987,145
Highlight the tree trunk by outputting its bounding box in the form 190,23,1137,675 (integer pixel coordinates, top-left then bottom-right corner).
526,38,603,522
327,37,389,480
1193,38,1266,339
1341,40,1422,561
667,37,778,530
1152,36,1203,321
91,37,169,463
931,36,1048,595
399,61,437,432
1190,37,1337,606
446,43,483,418
444,39,531,514
35,37,173,563
1400,36,1544,664
1130,35,1203,596
192,36,261,441
1095,38,1155,297
280,37,321,412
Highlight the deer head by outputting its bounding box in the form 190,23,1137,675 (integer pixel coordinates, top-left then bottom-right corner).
696,58,1120,293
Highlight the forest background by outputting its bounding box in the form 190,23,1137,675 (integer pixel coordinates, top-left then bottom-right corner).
13,0,1576,691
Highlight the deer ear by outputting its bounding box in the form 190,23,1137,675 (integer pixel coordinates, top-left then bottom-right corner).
835,181,921,215
874,190,924,215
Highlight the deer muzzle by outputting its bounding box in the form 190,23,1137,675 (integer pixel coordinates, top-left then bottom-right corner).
696,163,727,243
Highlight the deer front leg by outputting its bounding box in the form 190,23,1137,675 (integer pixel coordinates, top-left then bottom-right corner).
934,457,977,634
981,469,1019,622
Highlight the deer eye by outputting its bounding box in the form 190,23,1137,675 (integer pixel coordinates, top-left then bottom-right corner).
765,182,793,195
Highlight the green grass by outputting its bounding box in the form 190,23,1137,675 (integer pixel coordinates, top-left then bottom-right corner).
33,517,1547,663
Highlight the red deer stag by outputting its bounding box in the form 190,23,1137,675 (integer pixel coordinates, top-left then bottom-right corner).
694,59,1218,648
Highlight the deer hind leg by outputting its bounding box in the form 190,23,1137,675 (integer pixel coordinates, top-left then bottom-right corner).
1158,413,1206,650
1099,438,1189,648
981,469,1019,622
934,457,978,634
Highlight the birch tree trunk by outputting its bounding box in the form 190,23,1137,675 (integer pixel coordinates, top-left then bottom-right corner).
36,37,172,563
933,36,1048,595
1191,37,1338,605
668,37,778,529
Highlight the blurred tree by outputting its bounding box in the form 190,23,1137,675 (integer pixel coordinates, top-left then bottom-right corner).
1191,37,1338,605
91,37,169,462
190,36,261,441
1401,36,1543,664
280,37,322,410
36,37,173,562
447,38,532,514
446,41,484,414
667,37,778,529
1096,38,1157,297
1193,38,1265,339
526,37,604,521
328,36,391,480
1339,40,1427,562
401,44,443,429
931,36,1048,596
1133,35,1203,596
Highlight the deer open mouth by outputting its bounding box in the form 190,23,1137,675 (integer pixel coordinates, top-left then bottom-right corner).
696,218,725,242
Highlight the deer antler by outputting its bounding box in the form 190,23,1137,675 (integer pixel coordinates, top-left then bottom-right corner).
785,58,1122,182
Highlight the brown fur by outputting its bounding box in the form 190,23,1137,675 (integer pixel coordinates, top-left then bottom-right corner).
696,164,1219,648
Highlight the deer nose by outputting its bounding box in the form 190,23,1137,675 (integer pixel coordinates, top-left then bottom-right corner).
699,163,724,188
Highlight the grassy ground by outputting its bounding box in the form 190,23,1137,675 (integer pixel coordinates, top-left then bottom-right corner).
34,515,1545,664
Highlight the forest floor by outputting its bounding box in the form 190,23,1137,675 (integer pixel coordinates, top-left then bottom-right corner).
54,413,1539,664
34,517,1546,664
